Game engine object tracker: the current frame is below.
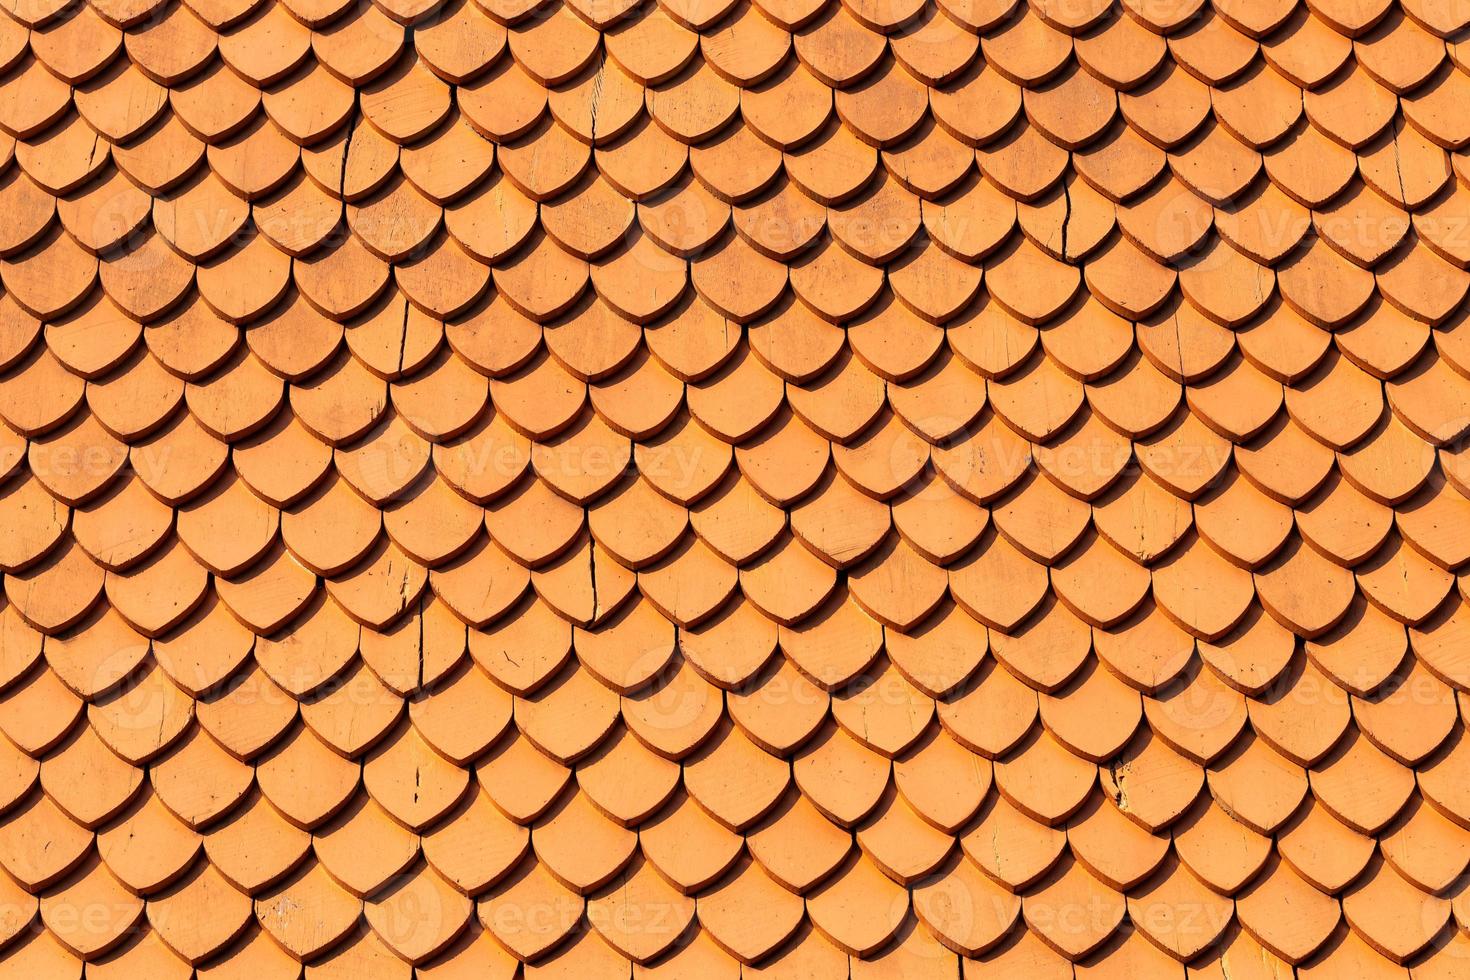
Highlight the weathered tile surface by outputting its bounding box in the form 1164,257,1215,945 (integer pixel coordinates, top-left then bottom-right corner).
0,0,1469,975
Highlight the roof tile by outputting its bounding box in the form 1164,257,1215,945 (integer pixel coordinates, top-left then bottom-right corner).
0,5,1465,975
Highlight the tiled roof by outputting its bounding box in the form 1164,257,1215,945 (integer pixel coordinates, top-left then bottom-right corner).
1,0,1469,975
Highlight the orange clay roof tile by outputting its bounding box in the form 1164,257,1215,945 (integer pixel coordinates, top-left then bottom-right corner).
0,1,1467,974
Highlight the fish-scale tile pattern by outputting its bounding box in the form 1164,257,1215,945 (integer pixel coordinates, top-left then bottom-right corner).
0,0,1469,976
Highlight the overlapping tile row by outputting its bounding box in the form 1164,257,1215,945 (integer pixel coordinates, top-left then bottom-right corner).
2,0,1470,975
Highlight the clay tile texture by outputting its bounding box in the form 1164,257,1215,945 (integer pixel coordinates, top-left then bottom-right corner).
4,0,1470,976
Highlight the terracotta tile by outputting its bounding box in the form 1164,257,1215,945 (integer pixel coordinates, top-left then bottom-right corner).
723,653,819,751
787,354,883,444
1308,596,1407,696
1040,655,1142,761
1100,726,1204,833
861,790,955,885
1091,602,1195,694
95,786,201,894
1246,654,1350,766
1281,799,1370,899
1193,472,1292,571
1020,855,1125,961
1236,418,1335,506
1236,857,1341,964
684,475,778,567
362,861,473,963
0,58,78,141
298,657,401,756
637,929,741,979
0,790,91,891
195,927,301,980
40,722,142,827
363,722,470,829
1355,533,1453,626
978,125,1070,209
2,9,1469,976
1130,858,1235,961
122,3,214,83
458,599,554,691
1140,658,1246,764
200,789,305,893
728,796,831,897
625,799,730,893
994,722,1097,825
1068,791,1164,893
472,859,576,960
1050,531,1150,628
502,123,596,205
1380,796,1470,893
257,722,362,827
1253,537,1356,638
40,855,144,958
31,4,124,82
414,924,519,980
308,928,412,980
570,595,672,689
959,927,1067,980
1172,125,1263,208
585,855,694,962
575,725,677,825
771,599,876,696
989,357,1086,448
212,546,318,639
967,781,1064,886
682,719,789,831
1310,728,1416,835
254,859,363,959
193,658,296,761
308,793,414,899
1235,307,1329,386
148,862,253,964
1378,240,1470,327
4,534,109,634
738,533,836,625
990,599,1090,693
620,652,722,754
1207,732,1308,835
17,111,111,198
88,930,193,980
0,659,77,759
536,533,639,625
696,867,801,968
109,663,214,771
0,172,58,266
0,927,81,979
932,642,1029,754
0,477,66,575
798,854,904,957
469,737,561,829
207,121,300,203
533,787,637,893
1340,857,1449,963
264,63,356,145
